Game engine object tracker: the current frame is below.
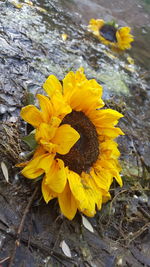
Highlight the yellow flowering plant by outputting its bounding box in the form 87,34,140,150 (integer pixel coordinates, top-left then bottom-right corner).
88,19,134,51
19,68,124,220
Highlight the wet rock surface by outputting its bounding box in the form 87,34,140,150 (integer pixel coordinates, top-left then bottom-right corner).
0,0,150,266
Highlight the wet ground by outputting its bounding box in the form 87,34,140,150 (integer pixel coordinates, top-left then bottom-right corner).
0,0,150,266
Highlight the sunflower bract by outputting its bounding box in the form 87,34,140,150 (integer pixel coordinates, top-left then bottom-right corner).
20,68,124,220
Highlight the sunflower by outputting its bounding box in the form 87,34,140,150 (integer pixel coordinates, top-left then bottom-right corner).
88,19,134,51
20,68,124,220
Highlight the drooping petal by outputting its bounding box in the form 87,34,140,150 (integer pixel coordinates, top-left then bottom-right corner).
52,124,80,155
45,159,67,193
58,182,77,220
67,169,97,216
81,172,103,211
21,153,54,179
42,178,57,203
90,167,112,191
97,158,123,187
67,170,88,208
20,105,43,128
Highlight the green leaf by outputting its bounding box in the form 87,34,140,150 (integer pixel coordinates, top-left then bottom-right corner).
24,92,35,105
22,130,37,150
106,20,118,28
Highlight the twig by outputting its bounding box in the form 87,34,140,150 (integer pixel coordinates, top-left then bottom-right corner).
0,257,10,264
138,205,150,220
127,222,150,245
8,186,38,267
105,189,128,227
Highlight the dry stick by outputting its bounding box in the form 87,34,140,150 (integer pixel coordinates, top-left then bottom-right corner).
8,186,38,267
138,205,150,220
0,257,10,264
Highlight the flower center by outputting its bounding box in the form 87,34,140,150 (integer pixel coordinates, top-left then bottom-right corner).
100,24,117,42
56,110,99,174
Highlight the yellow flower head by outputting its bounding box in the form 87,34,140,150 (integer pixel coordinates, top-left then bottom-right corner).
88,19,134,51
20,68,124,220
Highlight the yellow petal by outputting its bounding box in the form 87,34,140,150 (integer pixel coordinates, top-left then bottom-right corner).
100,140,120,159
35,122,57,143
40,140,57,154
52,124,80,155
37,94,53,123
63,68,86,101
67,169,88,210
81,172,103,212
42,178,57,203
92,109,124,127
45,159,67,193
61,33,68,41
16,161,29,167
43,75,62,98
88,19,104,34
51,91,72,119
67,169,98,216
69,79,104,114
97,127,124,138
102,191,111,203
21,153,54,179
20,105,43,128
58,182,77,220
33,145,46,158
90,168,112,191
119,27,131,35
63,69,104,114
116,27,134,50
42,74,72,119
98,159,123,187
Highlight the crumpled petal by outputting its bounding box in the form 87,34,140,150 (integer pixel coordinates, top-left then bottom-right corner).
21,153,54,179
52,124,80,155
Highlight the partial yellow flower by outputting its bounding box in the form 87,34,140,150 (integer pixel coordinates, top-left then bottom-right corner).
20,68,124,220
88,19,134,50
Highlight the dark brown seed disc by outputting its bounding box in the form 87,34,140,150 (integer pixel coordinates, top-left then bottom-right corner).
100,24,117,42
56,110,99,174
